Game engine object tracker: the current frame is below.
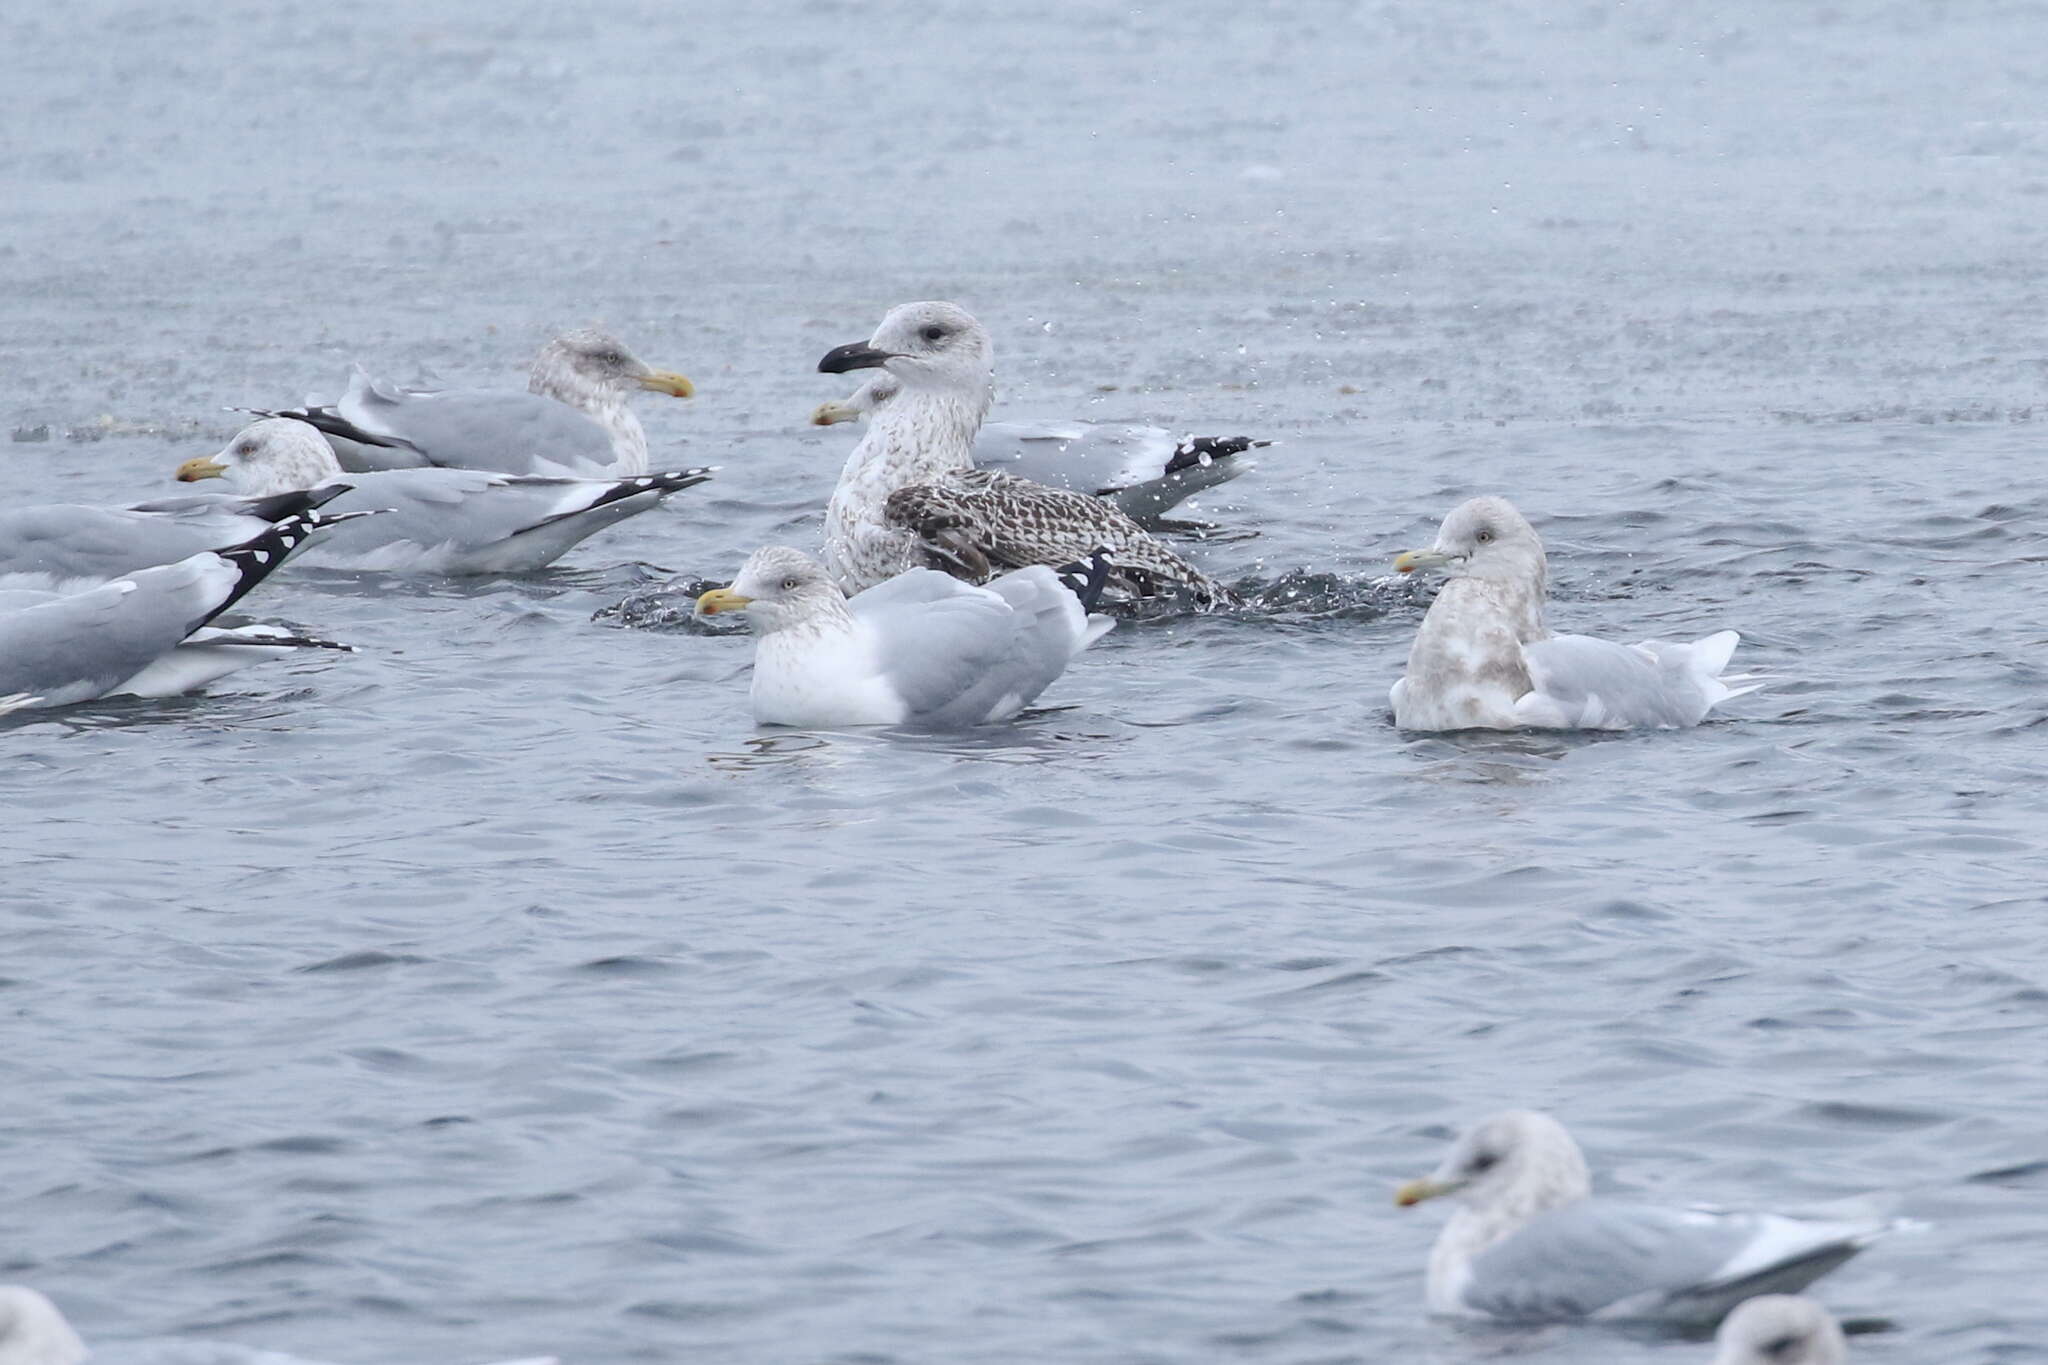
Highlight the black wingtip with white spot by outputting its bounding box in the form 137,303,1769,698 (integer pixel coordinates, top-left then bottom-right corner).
582,466,717,511
208,506,383,618
1163,435,1272,476
1054,549,1115,612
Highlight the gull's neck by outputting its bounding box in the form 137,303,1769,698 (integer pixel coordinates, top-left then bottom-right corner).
848,384,988,484
822,380,990,592
760,595,858,641
529,364,648,473
1428,575,1546,644
1427,1159,1588,1313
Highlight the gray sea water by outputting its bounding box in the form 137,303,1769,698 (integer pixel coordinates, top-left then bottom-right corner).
5,2,2048,1362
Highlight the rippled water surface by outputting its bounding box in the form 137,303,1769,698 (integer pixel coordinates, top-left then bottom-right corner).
6,3,2048,1362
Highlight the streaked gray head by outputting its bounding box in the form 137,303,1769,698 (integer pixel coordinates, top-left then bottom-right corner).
540,328,647,384
0,1286,87,1365
1429,495,1546,588
700,546,848,634
1427,1109,1591,1209
531,328,694,404
1712,1295,1849,1365
177,417,341,496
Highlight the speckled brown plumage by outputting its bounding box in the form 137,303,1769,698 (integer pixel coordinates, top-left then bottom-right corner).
884,469,1242,611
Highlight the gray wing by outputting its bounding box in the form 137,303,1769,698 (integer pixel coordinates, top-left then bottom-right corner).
303,468,710,573
973,422,1256,524
1520,633,1729,729
0,555,238,706
847,571,1023,724
848,566,1104,725
336,367,619,476
0,505,267,588
1462,1202,1764,1321
1463,1200,1875,1324
883,469,1240,610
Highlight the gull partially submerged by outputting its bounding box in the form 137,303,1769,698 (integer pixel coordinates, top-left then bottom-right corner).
1390,496,1758,731
250,328,694,477
1396,1110,1896,1325
817,301,1240,610
1711,1295,1849,1365
696,545,1114,728
0,508,361,710
0,487,348,591
0,1284,557,1365
175,419,713,574
814,373,1265,529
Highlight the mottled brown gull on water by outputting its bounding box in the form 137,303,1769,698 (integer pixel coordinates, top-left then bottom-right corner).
816,301,1241,610
814,370,1265,529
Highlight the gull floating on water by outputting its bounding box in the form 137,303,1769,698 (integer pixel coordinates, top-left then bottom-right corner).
0,1284,557,1365
175,418,713,574
1711,1295,1849,1365
0,508,362,710
0,487,349,591
696,545,1114,728
1396,1110,1896,1325
248,328,694,478
813,372,1266,530
816,301,1240,610
1390,495,1758,731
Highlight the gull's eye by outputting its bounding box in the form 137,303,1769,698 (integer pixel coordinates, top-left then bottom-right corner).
1761,1337,1800,1361
920,325,946,343
597,350,626,365
1475,529,1495,544
236,442,257,456
1467,1152,1499,1175
780,576,801,591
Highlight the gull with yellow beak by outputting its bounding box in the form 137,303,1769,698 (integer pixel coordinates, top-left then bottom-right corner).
1390,495,1758,731
175,418,713,575
696,545,1114,729
1396,1110,1896,1325
245,328,694,478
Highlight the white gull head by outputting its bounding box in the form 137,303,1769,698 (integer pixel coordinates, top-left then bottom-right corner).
175,417,342,496
698,546,852,637
0,1286,86,1365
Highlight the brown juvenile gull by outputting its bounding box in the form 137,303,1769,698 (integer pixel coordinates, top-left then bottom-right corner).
1711,1295,1849,1365
696,546,1113,728
249,328,695,477
174,418,713,574
0,1283,558,1365
1396,1110,1896,1326
1390,495,1757,731
813,370,1266,530
816,301,1241,610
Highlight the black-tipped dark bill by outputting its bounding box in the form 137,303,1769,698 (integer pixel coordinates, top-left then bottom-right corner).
817,342,897,374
